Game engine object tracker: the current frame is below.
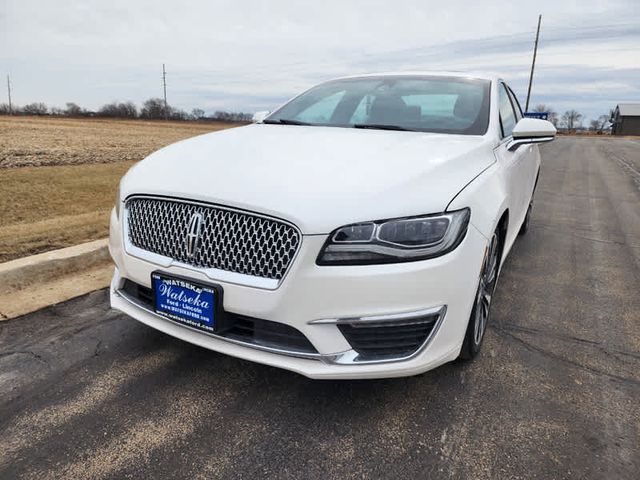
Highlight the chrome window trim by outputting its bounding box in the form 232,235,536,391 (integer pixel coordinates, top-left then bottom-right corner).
121,194,303,290
507,136,554,152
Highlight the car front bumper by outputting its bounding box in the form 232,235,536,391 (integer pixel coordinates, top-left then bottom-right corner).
109,208,488,379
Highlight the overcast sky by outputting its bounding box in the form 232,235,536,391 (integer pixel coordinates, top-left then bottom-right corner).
1,0,639,122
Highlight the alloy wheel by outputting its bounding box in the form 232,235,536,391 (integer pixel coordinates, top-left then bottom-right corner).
473,233,500,345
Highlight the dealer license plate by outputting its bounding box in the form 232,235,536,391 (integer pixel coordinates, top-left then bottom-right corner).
152,272,217,333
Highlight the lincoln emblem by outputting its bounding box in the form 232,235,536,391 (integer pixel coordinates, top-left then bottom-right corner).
186,212,204,258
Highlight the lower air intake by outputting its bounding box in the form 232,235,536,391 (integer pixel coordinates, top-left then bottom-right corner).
338,313,441,361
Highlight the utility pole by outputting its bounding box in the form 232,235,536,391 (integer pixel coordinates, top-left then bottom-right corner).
525,14,542,112
7,75,12,115
162,63,168,120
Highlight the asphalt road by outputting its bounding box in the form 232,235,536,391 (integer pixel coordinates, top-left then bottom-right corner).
1,137,639,479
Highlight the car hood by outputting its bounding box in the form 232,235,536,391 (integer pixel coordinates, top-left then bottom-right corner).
121,124,495,234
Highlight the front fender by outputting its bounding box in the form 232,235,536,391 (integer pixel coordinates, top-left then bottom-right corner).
446,163,509,241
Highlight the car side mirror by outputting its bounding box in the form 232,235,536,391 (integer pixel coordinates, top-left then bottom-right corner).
252,111,270,123
508,118,556,151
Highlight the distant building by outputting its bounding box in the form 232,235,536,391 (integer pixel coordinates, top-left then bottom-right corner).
611,103,640,135
524,112,549,120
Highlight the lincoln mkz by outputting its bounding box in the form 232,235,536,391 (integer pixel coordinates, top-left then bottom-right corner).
109,73,556,379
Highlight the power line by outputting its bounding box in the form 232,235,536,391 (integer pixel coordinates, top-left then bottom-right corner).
162,63,168,120
525,14,542,112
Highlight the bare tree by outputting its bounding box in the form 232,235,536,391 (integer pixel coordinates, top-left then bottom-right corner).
0,103,11,115
561,110,583,131
533,104,559,127
191,108,205,120
140,98,170,119
99,101,138,118
119,101,138,118
65,102,83,116
212,111,253,122
593,114,610,133
98,102,119,117
169,109,188,120
23,102,49,115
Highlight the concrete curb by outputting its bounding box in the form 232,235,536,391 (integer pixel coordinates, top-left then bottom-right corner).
0,239,111,292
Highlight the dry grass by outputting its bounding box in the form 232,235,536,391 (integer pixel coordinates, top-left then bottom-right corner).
0,115,239,168
1,162,133,262
0,116,240,262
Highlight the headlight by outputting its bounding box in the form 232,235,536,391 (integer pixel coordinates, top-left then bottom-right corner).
317,209,470,265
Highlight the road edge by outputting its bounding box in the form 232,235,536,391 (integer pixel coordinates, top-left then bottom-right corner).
0,239,113,320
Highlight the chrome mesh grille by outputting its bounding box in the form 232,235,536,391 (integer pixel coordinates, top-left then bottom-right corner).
125,197,301,280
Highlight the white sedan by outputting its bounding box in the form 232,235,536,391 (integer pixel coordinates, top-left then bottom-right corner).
109,72,556,379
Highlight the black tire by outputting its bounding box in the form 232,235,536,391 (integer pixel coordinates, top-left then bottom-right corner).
458,230,501,360
519,201,532,236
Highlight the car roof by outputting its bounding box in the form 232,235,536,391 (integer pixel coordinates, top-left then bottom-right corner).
331,71,502,83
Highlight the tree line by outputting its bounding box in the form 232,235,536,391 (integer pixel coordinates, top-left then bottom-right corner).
0,98,252,122
0,98,615,132
531,104,613,133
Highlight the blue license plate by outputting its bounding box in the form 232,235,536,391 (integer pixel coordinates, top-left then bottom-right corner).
152,273,217,332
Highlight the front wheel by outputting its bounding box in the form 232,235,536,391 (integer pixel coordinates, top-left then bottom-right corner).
458,231,500,360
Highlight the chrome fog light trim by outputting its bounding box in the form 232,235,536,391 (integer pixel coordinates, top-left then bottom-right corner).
308,305,446,327
312,306,447,365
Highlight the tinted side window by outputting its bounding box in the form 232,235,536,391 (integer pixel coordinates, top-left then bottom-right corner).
506,85,523,120
499,83,517,137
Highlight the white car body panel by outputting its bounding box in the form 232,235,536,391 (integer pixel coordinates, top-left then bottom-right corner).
121,125,495,234
109,71,550,379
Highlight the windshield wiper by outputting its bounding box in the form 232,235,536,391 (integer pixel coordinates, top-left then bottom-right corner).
262,118,312,126
353,123,416,131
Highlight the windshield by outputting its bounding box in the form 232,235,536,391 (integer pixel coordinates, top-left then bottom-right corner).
265,76,491,135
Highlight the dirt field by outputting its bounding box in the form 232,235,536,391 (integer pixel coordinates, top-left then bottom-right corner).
0,116,240,262
0,116,238,168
